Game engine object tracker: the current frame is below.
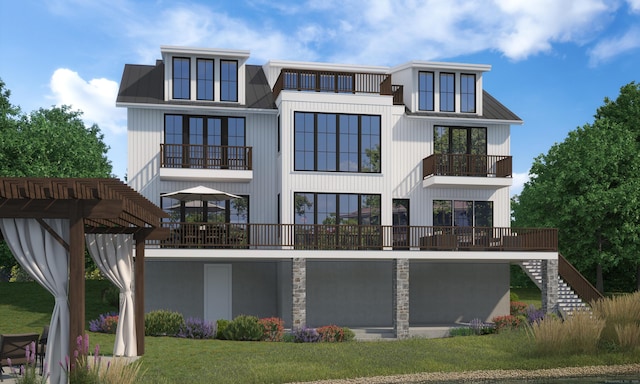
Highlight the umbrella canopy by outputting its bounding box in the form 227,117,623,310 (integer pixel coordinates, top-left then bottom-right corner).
161,186,241,202
167,200,225,211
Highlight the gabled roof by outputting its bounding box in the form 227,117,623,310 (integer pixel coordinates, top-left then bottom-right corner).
406,90,522,123
116,62,275,109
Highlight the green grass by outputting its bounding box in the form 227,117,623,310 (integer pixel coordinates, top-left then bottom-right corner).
2,281,639,384
512,287,542,306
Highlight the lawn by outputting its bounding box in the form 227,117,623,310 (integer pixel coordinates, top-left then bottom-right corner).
1,281,638,384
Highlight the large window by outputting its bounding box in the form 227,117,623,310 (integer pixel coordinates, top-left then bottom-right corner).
434,126,486,155
439,72,455,112
294,112,381,173
461,74,476,113
433,200,493,227
164,115,245,168
418,71,434,111
294,193,380,225
221,60,238,102
197,59,214,101
172,57,190,99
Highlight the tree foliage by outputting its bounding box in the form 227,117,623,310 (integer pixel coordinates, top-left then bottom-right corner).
513,82,640,292
0,79,113,276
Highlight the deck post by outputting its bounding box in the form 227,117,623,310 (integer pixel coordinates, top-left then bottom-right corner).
542,258,559,315
393,258,410,339
292,257,306,330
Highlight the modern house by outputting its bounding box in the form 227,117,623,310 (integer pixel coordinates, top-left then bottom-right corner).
117,45,571,338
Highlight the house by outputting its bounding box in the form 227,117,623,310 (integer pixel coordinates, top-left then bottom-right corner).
116,45,564,338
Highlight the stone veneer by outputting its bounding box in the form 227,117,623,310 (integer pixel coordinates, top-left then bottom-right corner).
542,258,559,314
292,257,306,329
393,258,410,339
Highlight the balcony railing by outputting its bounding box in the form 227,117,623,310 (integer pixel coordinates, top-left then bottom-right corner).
155,223,557,252
160,144,252,170
272,69,404,105
423,154,512,178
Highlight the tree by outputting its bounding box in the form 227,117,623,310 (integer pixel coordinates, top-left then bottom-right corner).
513,82,640,292
0,79,113,275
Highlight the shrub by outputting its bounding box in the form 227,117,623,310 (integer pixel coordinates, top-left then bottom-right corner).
178,317,216,339
102,285,120,307
342,327,355,341
216,319,230,340
259,317,285,342
510,301,528,317
615,323,640,351
293,327,321,343
592,291,640,346
222,315,263,341
449,327,474,337
469,318,495,335
525,305,545,325
145,310,184,336
509,291,520,302
491,315,522,332
527,309,604,356
89,312,119,334
317,325,346,342
9,265,32,282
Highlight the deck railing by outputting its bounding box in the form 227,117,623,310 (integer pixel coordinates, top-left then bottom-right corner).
155,223,557,252
423,154,512,178
160,144,252,170
558,253,604,304
273,69,404,105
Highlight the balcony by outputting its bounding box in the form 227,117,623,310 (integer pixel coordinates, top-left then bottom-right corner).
422,154,512,189
272,69,404,105
156,223,557,252
159,144,253,182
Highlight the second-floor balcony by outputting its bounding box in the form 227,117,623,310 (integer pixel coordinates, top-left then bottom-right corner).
155,223,557,253
273,69,404,105
422,154,512,189
159,144,253,182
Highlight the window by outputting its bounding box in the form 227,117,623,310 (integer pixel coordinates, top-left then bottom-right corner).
418,71,434,111
294,112,381,173
197,59,214,100
461,74,476,113
433,200,493,227
220,60,238,102
439,73,455,112
434,126,486,175
164,115,245,169
172,57,190,99
294,193,381,225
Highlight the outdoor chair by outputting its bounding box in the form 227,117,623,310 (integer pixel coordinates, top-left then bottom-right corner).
38,326,48,375
0,333,40,381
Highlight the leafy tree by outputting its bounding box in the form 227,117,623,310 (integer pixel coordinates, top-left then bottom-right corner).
513,82,640,292
0,79,113,276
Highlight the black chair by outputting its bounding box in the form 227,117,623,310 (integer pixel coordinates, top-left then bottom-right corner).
37,326,48,375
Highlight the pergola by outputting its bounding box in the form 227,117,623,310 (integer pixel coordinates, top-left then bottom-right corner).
0,178,167,383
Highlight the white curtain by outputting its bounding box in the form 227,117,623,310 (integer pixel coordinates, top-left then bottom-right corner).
0,218,69,384
85,233,137,356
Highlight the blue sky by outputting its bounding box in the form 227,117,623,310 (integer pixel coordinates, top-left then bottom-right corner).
1,0,639,195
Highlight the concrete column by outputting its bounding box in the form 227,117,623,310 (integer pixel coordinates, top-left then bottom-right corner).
393,258,410,339
542,258,559,315
292,258,306,330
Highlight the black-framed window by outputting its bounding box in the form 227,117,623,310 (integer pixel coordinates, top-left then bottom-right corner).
433,200,493,227
197,59,214,101
162,195,249,224
439,72,455,112
294,112,381,173
434,126,486,155
164,114,245,168
461,74,476,113
221,60,238,102
418,71,434,111
172,57,190,99
294,192,381,225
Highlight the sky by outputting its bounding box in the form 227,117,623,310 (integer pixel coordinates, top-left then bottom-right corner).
1,0,639,196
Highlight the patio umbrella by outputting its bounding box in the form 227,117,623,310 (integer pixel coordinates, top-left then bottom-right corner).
161,185,241,202
167,200,225,212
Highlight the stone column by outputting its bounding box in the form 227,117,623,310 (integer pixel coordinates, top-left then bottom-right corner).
393,258,410,339
292,258,306,330
542,258,559,315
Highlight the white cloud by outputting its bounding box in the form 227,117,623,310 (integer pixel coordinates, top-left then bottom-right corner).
628,0,640,12
588,26,640,64
510,172,530,197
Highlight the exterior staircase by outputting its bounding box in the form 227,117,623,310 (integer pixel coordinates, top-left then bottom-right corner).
519,259,589,314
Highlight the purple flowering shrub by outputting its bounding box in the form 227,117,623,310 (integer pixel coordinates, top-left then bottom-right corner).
293,327,321,343
89,312,119,334
526,305,545,325
178,317,216,339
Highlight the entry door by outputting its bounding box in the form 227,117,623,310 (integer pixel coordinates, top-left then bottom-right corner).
204,264,232,322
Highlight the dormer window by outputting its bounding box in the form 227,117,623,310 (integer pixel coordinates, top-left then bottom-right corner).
221,60,238,102
418,71,434,111
461,74,476,113
197,59,214,101
172,57,190,99
439,73,455,112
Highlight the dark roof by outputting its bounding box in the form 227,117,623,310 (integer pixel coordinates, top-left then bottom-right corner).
406,90,522,122
117,62,275,109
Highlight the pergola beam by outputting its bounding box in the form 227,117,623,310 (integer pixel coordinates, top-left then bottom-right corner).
0,199,124,219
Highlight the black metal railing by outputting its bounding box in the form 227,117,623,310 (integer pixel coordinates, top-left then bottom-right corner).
160,144,252,170
423,154,512,178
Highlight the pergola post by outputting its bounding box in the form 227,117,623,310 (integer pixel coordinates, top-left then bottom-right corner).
134,233,146,355
68,202,86,353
